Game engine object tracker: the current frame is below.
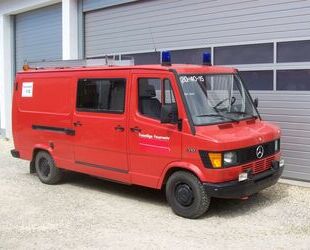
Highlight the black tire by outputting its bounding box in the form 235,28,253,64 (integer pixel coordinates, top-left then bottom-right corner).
35,151,63,185
166,171,210,219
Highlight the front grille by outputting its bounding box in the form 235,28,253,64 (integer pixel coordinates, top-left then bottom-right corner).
255,159,265,173
199,139,280,169
242,155,275,174
237,140,278,165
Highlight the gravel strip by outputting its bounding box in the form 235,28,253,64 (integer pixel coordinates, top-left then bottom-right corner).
0,139,309,249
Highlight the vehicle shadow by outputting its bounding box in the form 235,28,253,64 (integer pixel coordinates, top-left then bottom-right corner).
202,184,289,219
62,172,289,219
62,172,167,205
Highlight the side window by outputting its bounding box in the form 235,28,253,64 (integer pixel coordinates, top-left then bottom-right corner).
138,78,162,119
164,79,176,104
76,78,126,113
138,78,176,120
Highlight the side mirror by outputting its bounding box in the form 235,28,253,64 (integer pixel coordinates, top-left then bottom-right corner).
254,97,259,108
160,104,178,124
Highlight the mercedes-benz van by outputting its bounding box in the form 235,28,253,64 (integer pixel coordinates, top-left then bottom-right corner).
11,53,284,218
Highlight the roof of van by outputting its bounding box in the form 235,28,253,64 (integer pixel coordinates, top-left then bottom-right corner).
17,64,236,75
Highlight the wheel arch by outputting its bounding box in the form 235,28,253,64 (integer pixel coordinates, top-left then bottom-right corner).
30,145,54,173
157,162,206,189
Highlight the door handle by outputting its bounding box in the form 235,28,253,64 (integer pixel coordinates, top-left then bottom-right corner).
114,125,125,132
130,126,141,133
73,121,82,127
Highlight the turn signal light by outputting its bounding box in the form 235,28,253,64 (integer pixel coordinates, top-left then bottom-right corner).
23,64,30,71
208,153,222,168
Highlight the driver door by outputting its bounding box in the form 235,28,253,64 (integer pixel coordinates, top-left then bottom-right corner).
128,73,182,188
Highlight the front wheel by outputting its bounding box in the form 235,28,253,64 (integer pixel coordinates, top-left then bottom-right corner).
35,151,63,185
165,171,210,219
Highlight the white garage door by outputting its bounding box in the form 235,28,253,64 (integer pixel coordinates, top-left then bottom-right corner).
15,3,62,71
82,0,310,182
254,91,310,182
83,0,310,57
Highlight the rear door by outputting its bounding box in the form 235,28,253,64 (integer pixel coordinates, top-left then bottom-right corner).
128,72,182,188
73,71,130,183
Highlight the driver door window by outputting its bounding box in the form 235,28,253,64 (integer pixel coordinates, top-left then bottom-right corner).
138,78,176,120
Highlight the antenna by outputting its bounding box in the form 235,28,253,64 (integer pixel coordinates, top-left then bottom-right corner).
148,25,157,52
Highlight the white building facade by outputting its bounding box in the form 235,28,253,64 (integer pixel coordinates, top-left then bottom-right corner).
1,0,310,181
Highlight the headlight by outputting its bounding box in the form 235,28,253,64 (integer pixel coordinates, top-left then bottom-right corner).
223,151,237,166
275,139,280,152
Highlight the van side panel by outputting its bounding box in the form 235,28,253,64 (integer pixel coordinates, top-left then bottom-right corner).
13,73,75,168
71,70,131,184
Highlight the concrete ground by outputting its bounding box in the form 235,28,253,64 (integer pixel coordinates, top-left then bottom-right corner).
0,139,309,250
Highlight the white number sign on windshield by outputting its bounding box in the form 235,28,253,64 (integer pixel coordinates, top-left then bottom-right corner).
180,75,204,84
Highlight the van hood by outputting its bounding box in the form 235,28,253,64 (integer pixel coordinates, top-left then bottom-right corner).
195,119,281,151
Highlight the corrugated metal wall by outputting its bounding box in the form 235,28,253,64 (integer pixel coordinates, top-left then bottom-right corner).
15,3,62,71
253,91,310,181
84,0,310,57
82,0,137,12
83,0,310,181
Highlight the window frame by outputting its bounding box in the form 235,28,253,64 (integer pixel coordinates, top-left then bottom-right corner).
163,78,177,105
238,70,274,91
137,77,162,120
137,77,177,121
276,69,310,91
277,40,310,63
76,78,127,114
214,43,274,65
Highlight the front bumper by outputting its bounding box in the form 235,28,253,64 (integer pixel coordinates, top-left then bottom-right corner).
204,160,284,199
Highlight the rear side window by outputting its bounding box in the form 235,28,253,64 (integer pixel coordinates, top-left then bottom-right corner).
76,78,126,113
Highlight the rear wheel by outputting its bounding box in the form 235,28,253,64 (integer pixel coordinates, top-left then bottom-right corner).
165,171,210,219
35,151,63,184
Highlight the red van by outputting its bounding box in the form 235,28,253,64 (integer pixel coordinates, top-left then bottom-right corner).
11,53,284,218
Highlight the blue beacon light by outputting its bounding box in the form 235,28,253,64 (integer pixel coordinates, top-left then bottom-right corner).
203,52,212,66
161,51,171,66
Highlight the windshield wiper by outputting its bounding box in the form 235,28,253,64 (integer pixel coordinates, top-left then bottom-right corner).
196,113,238,122
227,111,258,119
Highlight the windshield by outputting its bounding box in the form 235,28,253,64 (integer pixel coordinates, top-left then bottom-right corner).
179,74,259,126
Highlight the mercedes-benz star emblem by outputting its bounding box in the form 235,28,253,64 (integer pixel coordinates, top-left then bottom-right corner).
256,145,264,159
